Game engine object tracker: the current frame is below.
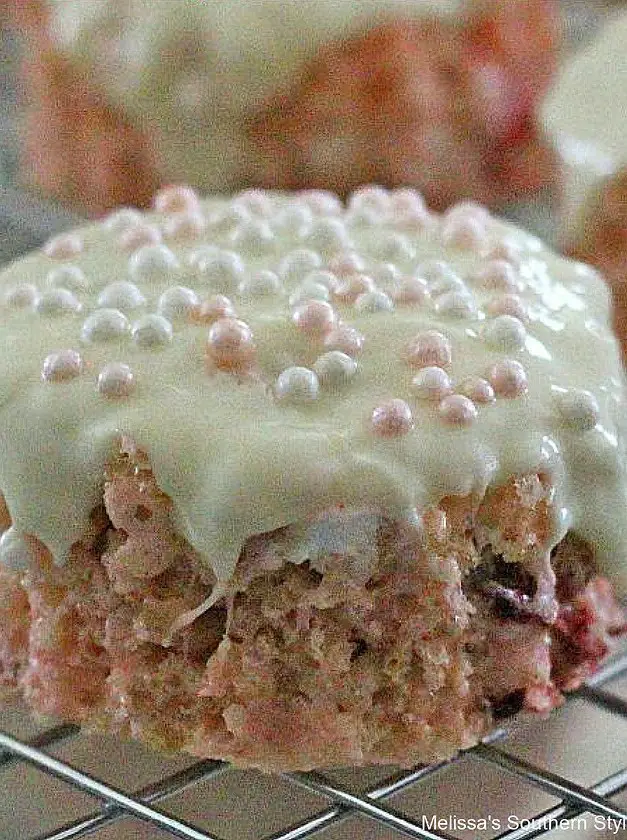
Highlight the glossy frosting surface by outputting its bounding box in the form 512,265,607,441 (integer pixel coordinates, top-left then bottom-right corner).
0,188,625,585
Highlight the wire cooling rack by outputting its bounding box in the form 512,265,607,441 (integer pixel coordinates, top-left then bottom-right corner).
1,646,627,840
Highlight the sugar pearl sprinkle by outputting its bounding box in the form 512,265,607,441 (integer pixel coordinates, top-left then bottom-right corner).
275,366,320,403
371,399,414,437
554,389,600,432
438,394,478,426
42,349,83,382
2,187,622,586
489,359,528,398
411,367,452,401
406,331,452,369
131,314,173,348
97,362,135,398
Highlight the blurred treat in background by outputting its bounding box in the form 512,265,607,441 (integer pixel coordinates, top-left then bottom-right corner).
542,9,627,357
6,0,561,215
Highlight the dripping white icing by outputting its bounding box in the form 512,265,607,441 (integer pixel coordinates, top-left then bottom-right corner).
0,190,626,589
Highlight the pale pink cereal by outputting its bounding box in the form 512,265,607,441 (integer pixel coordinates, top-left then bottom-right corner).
406,330,452,369
487,294,528,321
292,300,337,336
438,394,478,426
196,295,236,324
42,349,83,383
393,277,429,305
327,251,366,277
207,317,256,371
119,224,162,252
323,324,365,356
97,362,135,398
43,232,82,260
473,260,520,293
371,399,414,437
164,211,207,241
489,359,528,398
153,185,200,214
333,274,376,303
458,376,495,404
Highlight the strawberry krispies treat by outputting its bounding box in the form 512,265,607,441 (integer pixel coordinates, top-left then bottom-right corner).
9,0,559,214
0,186,625,770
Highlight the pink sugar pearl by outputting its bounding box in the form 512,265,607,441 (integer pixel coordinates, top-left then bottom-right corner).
43,233,82,260
487,294,528,321
371,399,414,437
406,330,452,369
333,273,376,303
438,394,478,426
197,295,236,324
292,300,337,336
441,215,487,252
41,349,83,383
323,324,365,356
393,277,429,305
164,211,206,241
473,260,520,293
207,317,256,371
153,184,200,214
327,251,366,277
489,359,528,398
458,377,495,404
119,224,162,252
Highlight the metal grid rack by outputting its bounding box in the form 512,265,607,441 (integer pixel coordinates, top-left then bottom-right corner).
1,648,627,840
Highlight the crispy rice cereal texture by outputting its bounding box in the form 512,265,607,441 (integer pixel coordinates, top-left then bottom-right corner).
9,0,559,214
0,187,625,771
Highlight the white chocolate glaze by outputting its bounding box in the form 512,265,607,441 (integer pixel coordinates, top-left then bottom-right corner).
45,0,462,191
542,11,627,240
0,189,626,588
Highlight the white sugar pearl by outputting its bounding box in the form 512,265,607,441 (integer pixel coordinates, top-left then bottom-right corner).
195,250,245,292
439,394,477,426
482,315,527,351
239,270,282,298
289,280,330,307
324,324,365,356
554,389,600,431
302,270,339,292
4,283,38,308
370,262,402,286
207,204,252,232
459,376,495,404
129,244,180,281
81,308,130,342
97,362,135,398
304,218,350,254
313,351,358,388
299,190,343,216
102,207,144,234
273,205,313,238
416,260,458,284
278,249,323,282
355,290,394,313
234,188,275,217
434,290,476,319
35,288,82,315
411,367,452,401
380,233,415,263
97,281,146,310
157,286,200,320
349,185,390,215
46,265,88,292
163,211,206,241
131,314,173,347
42,349,83,382
0,527,34,571
428,273,466,297
43,232,82,260
187,245,220,269
229,219,275,253
119,224,162,252
275,366,320,403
